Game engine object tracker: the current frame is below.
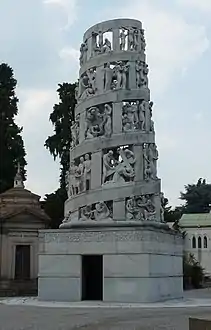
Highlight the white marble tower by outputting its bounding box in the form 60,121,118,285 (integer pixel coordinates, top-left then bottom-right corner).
38,19,183,303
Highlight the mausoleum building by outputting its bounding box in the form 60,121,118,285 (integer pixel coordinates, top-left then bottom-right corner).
0,164,49,295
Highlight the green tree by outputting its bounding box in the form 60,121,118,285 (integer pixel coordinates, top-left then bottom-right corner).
43,82,76,228
180,178,211,213
0,63,27,193
45,82,76,190
163,196,183,222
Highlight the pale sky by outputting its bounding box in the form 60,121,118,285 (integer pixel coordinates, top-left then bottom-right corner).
1,0,211,207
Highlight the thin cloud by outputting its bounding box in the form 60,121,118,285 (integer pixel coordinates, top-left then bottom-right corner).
43,0,78,30
117,0,209,95
177,0,211,12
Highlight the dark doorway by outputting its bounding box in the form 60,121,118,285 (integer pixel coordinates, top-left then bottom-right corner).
15,245,30,280
82,255,103,301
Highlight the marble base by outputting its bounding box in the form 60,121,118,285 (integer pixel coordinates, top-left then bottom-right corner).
38,224,183,303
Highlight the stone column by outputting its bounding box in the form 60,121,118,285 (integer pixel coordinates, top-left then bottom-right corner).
112,29,120,52
113,198,125,221
112,102,123,134
91,150,102,189
154,193,161,222
145,103,151,132
95,65,105,95
128,61,136,90
79,111,86,144
133,144,144,181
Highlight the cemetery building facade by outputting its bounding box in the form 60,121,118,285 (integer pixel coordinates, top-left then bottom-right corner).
0,165,49,295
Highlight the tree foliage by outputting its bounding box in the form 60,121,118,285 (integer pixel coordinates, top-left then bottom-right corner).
0,63,27,193
43,82,76,228
163,196,183,223
183,253,205,289
180,178,211,213
45,82,76,190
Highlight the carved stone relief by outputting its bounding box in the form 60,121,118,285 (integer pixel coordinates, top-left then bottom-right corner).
135,61,149,88
113,61,130,89
79,201,113,222
91,30,112,56
66,154,92,198
102,147,136,184
126,194,156,221
140,29,146,52
122,101,147,132
143,143,158,181
71,114,80,149
160,192,165,223
85,103,112,139
78,69,96,101
79,40,88,65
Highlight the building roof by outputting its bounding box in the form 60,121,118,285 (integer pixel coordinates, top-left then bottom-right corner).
0,187,40,200
0,164,50,223
179,213,211,228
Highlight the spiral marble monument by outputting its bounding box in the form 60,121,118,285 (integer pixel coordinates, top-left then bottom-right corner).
38,19,183,303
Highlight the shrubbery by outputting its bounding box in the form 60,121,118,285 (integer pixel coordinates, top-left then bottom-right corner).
183,253,205,289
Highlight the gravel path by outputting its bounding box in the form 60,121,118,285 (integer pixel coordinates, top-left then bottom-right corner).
1,289,211,329
0,304,211,330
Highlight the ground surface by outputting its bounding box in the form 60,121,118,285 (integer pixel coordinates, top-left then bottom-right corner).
1,289,211,329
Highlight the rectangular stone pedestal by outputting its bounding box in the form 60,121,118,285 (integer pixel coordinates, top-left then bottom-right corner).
38,225,183,303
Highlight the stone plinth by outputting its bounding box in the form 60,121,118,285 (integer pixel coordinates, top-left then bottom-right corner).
38,224,183,303
189,318,211,330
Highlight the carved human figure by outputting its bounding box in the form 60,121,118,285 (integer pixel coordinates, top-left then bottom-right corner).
149,101,153,116
112,148,135,183
79,41,88,65
142,63,149,87
102,150,118,183
124,148,136,166
93,202,112,221
80,205,92,221
102,38,111,53
87,68,96,92
75,156,84,194
67,161,77,197
122,102,138,130
148,143,158,179
114,61,129,89
119,28,127,50
122,62,129,89
144,195,156,221
138,101,146,130
134,29,139,51
128,27,135,50
149,101,154,132
103,104,112,138
140,29,146,52
126,197,137,220
83,154,91,191
98,30,104,50
115,61,122,89
81,83,95,100
122,113,133,132
75,80,79,101
104,63,113,91
71,114,80,148
85,107,97,138
135,61,143,88
143,144,152,181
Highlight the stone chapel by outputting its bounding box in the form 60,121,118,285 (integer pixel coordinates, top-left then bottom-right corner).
0,164,49,295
